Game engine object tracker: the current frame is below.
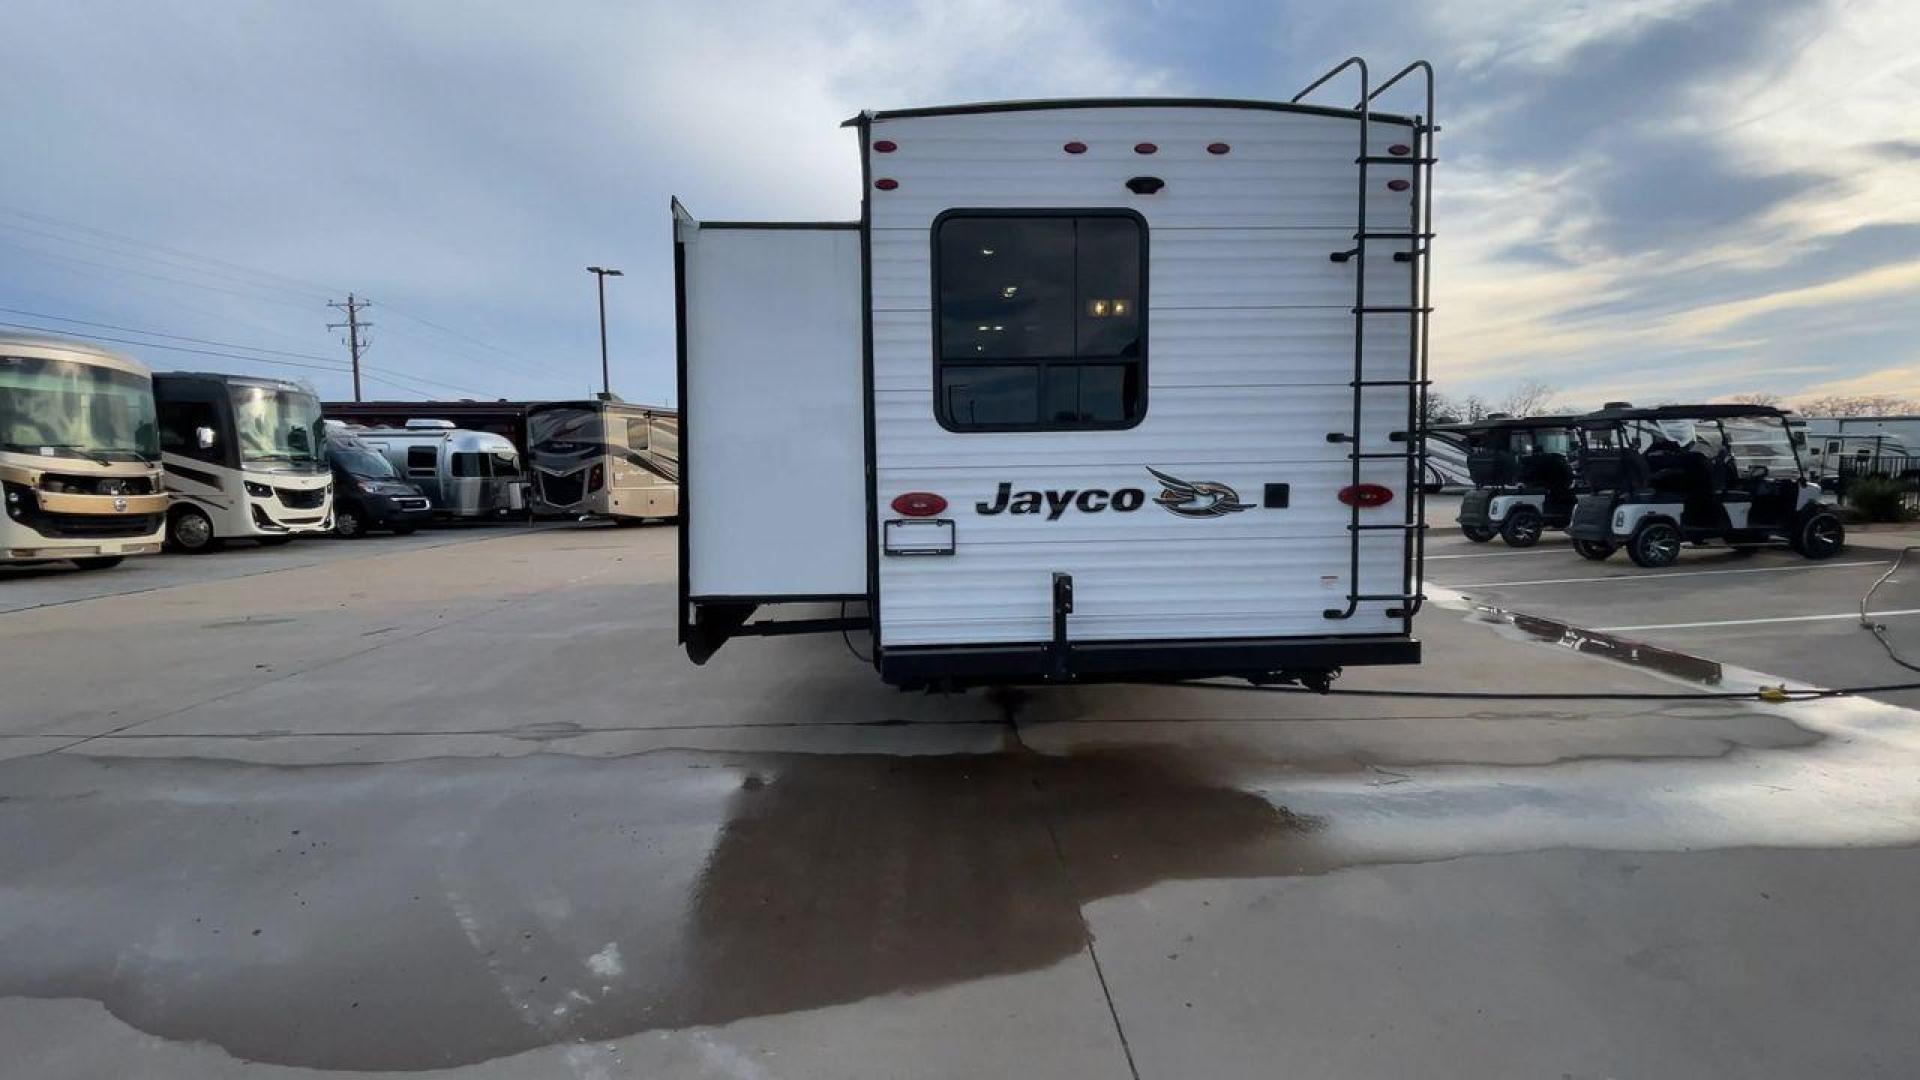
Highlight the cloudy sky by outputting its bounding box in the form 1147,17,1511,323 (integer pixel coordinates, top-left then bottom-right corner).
1,0,1915,410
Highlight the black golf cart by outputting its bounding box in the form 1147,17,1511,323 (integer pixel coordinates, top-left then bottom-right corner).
1435,413,1584,547
1567,403,1845,567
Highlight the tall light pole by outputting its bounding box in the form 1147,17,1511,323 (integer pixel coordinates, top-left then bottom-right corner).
587,266,623,399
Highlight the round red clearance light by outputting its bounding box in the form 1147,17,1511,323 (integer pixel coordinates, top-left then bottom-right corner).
1207,142,1231,155
874,177,898,191
873,139,898,153
1388,143,1411,156
1064,141,1087,154
891,492,948,517
1338,483,1394,508
1134,142,1158,154
1387,178,1411,192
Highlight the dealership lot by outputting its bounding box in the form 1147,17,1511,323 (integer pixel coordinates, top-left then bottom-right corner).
3,521,1920,1078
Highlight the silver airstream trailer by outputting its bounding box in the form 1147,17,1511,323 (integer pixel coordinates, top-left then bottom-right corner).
348,420,528,520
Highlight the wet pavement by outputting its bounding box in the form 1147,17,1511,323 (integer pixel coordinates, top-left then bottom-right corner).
3,523,1919,1077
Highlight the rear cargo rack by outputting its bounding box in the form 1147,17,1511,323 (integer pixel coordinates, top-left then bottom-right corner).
1293,58,1434,625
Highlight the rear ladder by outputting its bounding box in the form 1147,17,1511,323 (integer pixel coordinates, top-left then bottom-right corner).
1291,58,1435,625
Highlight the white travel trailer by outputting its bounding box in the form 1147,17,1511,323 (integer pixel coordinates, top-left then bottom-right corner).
1,333,168,569
1790,416,1914,479
152,372,333,550
675,59,1435,689
527,399,679,520
350,420,529,519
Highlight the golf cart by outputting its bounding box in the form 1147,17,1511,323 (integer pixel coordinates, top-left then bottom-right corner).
1566,403,1845,567
1437,413,1584,547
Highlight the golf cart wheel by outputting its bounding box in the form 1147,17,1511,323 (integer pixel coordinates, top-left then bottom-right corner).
1626,520,1682,569
333,507,368,538
167,505,221,553
1460,523,1495,543
1795,511,1845,560
70,556,124,571
1573,539,1616,561
1500,508,1544,548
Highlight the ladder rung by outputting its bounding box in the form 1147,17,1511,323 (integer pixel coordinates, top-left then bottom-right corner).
1352,379,1429,387
1357,156,1437,165
1353,523,1427,531
1351,451,1409,459
1354,592,1424,602
1356,231,1435,240
1355,306,1434,314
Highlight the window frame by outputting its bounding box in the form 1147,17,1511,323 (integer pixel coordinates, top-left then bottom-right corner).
930,207,1149,434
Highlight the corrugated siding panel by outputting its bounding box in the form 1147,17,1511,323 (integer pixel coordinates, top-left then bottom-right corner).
867,104,1420,648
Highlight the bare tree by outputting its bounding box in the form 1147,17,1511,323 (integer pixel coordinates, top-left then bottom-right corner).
1796,394,1918,417
1728,391,1784,407
1497,381,1561,417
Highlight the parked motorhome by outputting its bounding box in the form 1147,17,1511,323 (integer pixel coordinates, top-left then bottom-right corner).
324,399,534,460
349,420,528,519
527,399,679,520
153,372,332,551
0,333,168,569
674,59,1436,689
1789,417,1913,479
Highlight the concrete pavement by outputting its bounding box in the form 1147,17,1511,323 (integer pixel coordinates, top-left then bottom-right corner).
3,523,1919,1078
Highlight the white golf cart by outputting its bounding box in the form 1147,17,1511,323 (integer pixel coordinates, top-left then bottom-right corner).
1436,413,1583,547
1566,403,1844,567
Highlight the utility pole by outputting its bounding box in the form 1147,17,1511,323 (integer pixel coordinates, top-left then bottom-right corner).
327,294,372,402
586,266,623,399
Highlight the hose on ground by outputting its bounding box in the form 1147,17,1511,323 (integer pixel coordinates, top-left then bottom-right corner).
1860,545,1920,673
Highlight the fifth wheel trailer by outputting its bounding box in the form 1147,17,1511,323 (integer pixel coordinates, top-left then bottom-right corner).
675,59,1435,689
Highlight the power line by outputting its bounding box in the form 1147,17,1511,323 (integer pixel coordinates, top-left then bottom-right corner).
0,306,341,364
0,317,349,372
0,205,341,299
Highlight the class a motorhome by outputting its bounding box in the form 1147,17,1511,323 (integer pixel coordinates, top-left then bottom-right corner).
527,398,680,520
674,58,1436,689
153,372,333,550
0,332,169,568
348,419,529,519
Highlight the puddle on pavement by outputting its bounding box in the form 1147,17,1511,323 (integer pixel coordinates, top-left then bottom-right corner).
0,746,1328,1071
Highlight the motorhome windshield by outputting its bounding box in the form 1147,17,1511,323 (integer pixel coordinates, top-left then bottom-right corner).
230,384,326,468
529,407,602,461
0,354,158,462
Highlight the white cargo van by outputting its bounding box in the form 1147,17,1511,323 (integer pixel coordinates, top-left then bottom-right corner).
675,59,1435,689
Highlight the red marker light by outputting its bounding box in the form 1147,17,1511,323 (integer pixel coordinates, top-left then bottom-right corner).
1064,141,1087,154
1387,178,1411,192
1338,483,1394,508
891,492,948,517
1134,142,1158,154
875,177,898,190
1207,142,1231,155
873,139,897,153
1388,143,1411,156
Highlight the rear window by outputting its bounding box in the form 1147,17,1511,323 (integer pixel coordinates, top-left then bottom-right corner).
933,212,1146,432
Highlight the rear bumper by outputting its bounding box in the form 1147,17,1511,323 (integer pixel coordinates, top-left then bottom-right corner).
878,634,1420,689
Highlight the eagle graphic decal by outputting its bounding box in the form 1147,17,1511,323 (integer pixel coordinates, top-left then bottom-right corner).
1145,467,1253,518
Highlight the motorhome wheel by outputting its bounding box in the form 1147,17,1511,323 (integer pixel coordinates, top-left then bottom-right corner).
70,556,124,571
167,506,220,553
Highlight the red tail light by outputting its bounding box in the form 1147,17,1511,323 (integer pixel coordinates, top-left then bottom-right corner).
874,177,898,190
1388,143,1411,156
1387,178,1411,192
1207,142,1231,155
1063,141,1088,154
589,463,604,492
873,139,897,153
1338,483,1393,508
1134,142,1158,154
891,492,948,517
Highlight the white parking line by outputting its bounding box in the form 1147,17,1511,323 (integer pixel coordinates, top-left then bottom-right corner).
1428,549,1569,560
1597,607,1920,632
1456,559,1887,589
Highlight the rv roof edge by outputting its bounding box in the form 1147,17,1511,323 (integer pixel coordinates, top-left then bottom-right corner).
838,96,1419,127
